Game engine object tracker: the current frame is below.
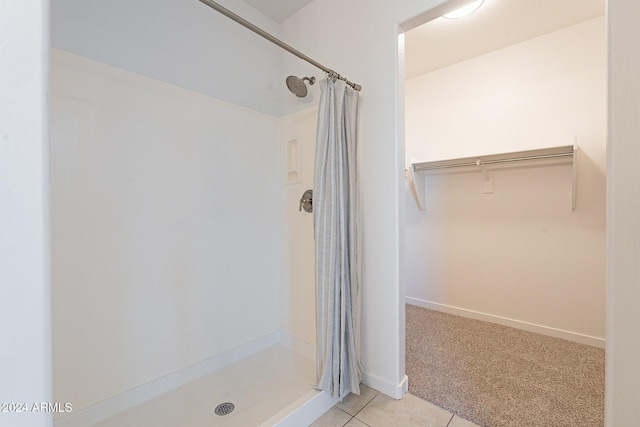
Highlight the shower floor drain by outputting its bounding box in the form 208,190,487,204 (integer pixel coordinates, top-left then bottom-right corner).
214,402,235,416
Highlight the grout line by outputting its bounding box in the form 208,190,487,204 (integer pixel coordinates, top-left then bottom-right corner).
336,406,357,426
349,414,372,427
335,407,352,417
363,392,380,407
341,414,354,427
351,392,380,426
352,391,380,419
445,413,455,427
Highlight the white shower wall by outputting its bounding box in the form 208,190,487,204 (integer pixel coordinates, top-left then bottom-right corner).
50,49,281,413
405,17,606,344
51,0,284,116
279,107,319,353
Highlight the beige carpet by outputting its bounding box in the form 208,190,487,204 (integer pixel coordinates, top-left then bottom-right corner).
406,304,605,427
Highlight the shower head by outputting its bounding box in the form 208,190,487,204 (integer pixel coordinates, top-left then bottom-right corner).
286,75,315,98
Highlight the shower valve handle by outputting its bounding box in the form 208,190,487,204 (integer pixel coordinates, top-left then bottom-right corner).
299,189,313,213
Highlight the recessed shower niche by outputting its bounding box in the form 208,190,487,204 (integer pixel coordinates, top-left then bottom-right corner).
285,138,301,184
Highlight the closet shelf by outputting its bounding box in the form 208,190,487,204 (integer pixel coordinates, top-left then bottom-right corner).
409,144,577,211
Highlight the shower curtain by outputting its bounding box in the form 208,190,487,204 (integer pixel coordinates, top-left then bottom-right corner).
314,76,361,400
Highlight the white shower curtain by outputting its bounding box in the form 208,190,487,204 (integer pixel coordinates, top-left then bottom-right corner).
314,76,361,400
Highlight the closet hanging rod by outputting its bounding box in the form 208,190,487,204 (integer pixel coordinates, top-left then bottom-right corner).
413,151,573,172
197,0,362,91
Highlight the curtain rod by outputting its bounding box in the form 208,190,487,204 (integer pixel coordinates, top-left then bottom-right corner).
197,0,362,91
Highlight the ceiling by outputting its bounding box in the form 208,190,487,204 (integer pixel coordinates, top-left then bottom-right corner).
240,0,605,78
242,0,313,23
404,0,605,79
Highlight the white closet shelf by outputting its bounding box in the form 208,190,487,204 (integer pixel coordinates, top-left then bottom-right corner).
409,144,577,211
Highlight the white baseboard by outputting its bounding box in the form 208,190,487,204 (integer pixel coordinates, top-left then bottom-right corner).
53,332,281,427
362,372,409,400
406,297,605,349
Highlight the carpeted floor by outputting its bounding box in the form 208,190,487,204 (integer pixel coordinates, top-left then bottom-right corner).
406,304,605,427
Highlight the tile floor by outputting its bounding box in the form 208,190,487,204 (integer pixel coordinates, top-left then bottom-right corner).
311,385,480,427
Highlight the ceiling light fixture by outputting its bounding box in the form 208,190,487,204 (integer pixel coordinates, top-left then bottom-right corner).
443,0,485,19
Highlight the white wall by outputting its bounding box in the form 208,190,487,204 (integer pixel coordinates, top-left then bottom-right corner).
607,0,640,424
404,18,606,345
0,1,52,426
50,50,280,413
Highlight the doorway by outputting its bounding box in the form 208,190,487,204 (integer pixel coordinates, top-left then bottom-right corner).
400,0,606,425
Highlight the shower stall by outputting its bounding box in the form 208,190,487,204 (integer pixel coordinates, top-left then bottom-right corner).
49,0,355,425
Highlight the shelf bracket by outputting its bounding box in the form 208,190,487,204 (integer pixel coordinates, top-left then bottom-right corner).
482,168,494,194
409,159,426,210
477,160,494,194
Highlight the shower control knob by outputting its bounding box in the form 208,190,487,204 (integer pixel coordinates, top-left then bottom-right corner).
299,189,313,213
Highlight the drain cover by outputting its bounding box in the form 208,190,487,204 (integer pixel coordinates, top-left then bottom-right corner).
214,402,235,416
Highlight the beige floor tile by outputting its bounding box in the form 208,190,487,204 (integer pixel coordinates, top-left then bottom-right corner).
335,384,379,416
310,407,353,427
448,415,481,427
344,417,370,427
355,393,453,427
